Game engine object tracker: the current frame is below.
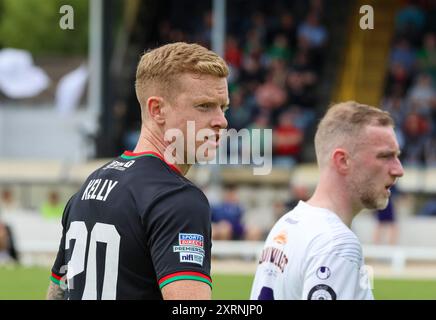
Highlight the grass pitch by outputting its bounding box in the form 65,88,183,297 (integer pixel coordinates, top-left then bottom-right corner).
1,266,435,300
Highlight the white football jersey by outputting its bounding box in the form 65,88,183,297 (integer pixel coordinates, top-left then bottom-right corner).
250,201,374,300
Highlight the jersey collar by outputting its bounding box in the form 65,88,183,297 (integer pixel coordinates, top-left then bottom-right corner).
120,151,183,175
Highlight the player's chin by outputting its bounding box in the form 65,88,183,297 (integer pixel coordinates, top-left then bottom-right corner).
362,193,389,210
375,196,389,210
195,147,217,163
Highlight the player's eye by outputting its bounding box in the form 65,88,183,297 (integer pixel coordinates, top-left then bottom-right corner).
196,104,209,111
221,105,229,113
379,154,394,159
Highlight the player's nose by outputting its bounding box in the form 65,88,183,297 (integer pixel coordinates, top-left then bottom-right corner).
391,157,404,178
211,107,228,130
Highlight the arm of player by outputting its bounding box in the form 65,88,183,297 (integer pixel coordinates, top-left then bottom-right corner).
301,253,374,300
145,186,213,300
46,282,65,300
161,280,212,300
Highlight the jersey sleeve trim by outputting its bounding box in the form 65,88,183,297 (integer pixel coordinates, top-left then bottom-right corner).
158,271,212,289
50,272,62,285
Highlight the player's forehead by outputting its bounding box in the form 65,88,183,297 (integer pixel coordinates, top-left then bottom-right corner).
358,125,400,152
177,73,229,104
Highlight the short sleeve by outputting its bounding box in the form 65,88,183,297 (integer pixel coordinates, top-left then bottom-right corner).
50,199,72,286
302,253,374,300
145,186,212,290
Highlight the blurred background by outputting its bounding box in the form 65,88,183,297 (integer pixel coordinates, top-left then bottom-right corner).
0,0,436,299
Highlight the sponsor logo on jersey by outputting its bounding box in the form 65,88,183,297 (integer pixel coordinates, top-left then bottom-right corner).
273,230,288,245
258,246,288,273
179,233,204,246
307,284,336,300
316,266,331,280
179,252,204,265
173,245,205,255
103,160,135,171
174,233,205,266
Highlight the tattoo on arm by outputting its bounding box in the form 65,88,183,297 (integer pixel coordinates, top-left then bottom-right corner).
46,282,65,300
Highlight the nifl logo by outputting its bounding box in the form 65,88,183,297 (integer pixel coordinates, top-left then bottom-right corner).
179,252,204,266
316,266,331,280
181,254,194,261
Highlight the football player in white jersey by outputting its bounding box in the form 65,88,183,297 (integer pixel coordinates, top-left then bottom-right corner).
250,101,404,300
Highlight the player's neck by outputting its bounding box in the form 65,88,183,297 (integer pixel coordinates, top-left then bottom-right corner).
307,178,356,228
133,125,189,176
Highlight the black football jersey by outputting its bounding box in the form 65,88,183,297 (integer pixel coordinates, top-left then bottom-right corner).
50,151,212,300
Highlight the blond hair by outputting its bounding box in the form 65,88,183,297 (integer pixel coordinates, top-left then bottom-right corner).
314,101,394,167
135,42,229,110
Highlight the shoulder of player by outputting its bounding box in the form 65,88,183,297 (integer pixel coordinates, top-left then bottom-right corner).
100,154,197,194
153,183,209,209
307,226,363,266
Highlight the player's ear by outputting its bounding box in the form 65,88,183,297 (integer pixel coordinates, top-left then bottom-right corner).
332,148,350,174
146,96,166,124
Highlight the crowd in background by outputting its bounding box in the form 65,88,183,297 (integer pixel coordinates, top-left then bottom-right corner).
123,0,329,168
382,0,436,167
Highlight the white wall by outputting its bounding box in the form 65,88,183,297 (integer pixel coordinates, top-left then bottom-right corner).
0,105,96,162
352,213,436,246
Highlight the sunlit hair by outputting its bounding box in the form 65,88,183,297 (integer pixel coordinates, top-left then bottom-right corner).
135,42,229,114
314,101,394,168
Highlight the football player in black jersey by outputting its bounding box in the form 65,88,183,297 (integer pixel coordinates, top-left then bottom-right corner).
47,42,229,300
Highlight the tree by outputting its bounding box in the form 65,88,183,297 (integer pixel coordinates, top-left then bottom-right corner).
0,0,89,56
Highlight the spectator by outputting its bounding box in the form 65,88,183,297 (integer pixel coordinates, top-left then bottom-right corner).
389,38,417,74
195,11,212,48
407,73,436,116
226,88,252,131
424,134,436,166
0,188,19,215
266,34,293,63
395,2,426,43
381,94,408,127
239,45,265,95
249,11,268,45
248,112,272,164
211,185,262,241
0,189,19,264
267,12,296,49
417,197,436,216
271,58,289,86
417,32,436,81
225,35,243,69
373,194,399,245
291,50,318,85
40,191,64,220
297,12,327,49
284,183,310,213
386,63,414,97
0,223,11,264
381,95,407,149
402,110,431,165
255,72,287,111
273,110,303,167
0,222,19,264
286,70,316,108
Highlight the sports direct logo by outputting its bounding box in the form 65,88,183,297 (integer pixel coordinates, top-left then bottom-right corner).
174,233,205,266
179,233,204,247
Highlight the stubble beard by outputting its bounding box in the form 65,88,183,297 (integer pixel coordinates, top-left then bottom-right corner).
350,174,389,211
